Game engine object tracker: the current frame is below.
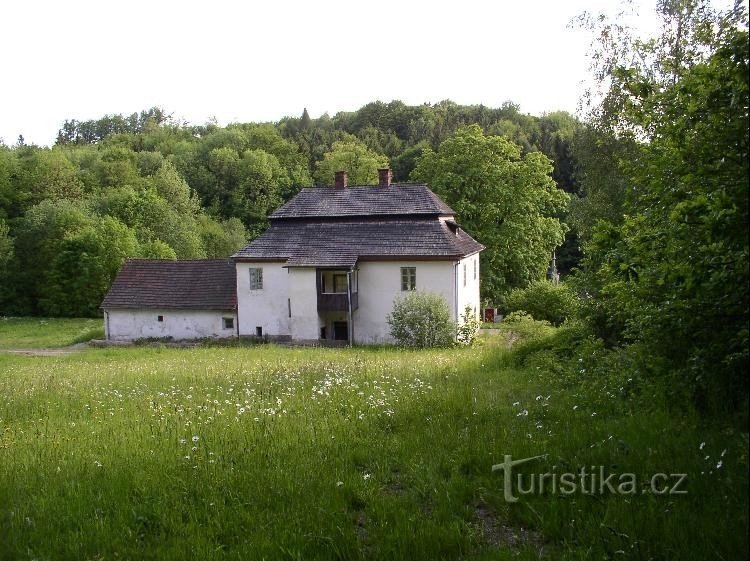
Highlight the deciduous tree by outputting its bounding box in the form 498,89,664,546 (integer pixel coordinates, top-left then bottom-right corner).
412,125,569,300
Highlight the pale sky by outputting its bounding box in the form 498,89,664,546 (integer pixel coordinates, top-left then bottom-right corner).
0,0,731,146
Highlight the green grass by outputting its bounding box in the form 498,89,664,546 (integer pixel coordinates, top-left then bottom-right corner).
0,330,746,560
0,317,104,349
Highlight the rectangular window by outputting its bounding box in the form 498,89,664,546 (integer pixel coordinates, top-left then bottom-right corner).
333,274,348,293
474,258,477,280
288,298,291,318
249,267,263,290
157,315,164,322
222,317,234,329
463,263,467,287
255,326,263,337
401,267,416,291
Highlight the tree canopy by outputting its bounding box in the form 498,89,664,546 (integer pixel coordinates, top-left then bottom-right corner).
0,99,584,316
572,0,749,408
412,125,569,300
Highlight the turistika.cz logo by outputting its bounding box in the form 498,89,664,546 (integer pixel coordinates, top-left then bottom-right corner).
492,454,688,503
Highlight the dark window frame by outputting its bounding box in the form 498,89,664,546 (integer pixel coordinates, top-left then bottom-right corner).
400,267,416,291
249,267,263,290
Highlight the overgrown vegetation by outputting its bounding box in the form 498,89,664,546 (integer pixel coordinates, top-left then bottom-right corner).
0,327,745,560
570,0,749,412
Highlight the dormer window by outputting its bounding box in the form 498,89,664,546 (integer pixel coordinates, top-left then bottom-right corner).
446,220,460,236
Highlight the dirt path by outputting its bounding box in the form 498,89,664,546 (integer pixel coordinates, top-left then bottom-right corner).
1,342,89,357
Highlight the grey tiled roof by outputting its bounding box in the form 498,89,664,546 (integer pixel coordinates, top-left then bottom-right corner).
269,184,455,219
101,259,237,310
284,254,359,268
232,219,484,263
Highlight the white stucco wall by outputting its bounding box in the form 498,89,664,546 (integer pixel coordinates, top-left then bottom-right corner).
235,261,290,337
288,268,321,341
456,253,481,324
233,256,481,344
353,260,458,344
104,309,237,341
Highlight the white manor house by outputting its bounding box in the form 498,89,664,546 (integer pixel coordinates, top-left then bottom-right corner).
101,169,484,344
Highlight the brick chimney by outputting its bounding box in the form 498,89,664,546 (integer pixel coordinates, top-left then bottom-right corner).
378,168,392,187
334,170,348,189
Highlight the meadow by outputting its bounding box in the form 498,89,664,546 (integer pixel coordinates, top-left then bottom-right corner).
0,317,103,349
0,323,746,560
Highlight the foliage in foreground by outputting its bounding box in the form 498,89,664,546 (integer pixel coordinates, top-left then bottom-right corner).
573,2,749,411
0,331,746,560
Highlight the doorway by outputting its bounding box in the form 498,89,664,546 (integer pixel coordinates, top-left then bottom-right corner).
332,321,348,341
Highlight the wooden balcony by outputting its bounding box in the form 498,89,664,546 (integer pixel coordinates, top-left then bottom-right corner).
316,268,359,312
317,291,358,312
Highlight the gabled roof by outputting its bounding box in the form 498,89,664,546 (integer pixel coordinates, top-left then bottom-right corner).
101,259,237,310
269,184,454,219
232,219,484,264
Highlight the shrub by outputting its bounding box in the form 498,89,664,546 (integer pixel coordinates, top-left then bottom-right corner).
456,305,480,346
500,280,578,326
387,292,454,348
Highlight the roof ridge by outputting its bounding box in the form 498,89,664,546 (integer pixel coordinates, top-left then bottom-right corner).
302,182,428,190
270,183,455,220
124,258,233,263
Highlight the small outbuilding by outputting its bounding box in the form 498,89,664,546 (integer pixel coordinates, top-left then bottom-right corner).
100,259,238,342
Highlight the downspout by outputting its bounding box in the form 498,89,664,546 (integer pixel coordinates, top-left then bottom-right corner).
235,304,239,339
104,310,110,341
347,269,354,345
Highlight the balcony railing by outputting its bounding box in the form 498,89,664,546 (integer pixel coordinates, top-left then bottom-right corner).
317,291,358,312
316,269,359,312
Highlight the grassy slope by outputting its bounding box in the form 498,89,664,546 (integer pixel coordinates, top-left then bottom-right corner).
0,335,746,560
0,317,104,349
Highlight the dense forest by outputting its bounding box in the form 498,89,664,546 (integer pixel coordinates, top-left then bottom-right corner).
0,98,582,316
0,0,746,411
